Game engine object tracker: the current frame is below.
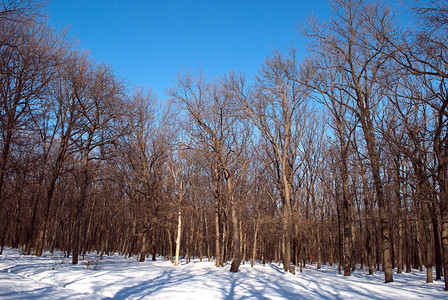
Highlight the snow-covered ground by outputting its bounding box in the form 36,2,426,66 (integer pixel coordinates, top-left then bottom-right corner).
0,248,445,299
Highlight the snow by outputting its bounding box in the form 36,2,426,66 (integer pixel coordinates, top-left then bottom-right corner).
0,248,445,299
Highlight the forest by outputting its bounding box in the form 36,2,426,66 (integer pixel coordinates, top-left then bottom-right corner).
0,0,447,292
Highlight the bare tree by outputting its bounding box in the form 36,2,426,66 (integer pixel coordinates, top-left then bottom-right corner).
167,143,191,266
226,49,311,274
302,47,359,275
0,10,65,250
31,50,81,256
302,0,398,282
0,0,43,21
386,0,448,289
114,86,171,262
68,59,124,264
170,71,249,273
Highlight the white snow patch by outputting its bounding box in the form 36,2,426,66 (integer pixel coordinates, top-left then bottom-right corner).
0,248,445,299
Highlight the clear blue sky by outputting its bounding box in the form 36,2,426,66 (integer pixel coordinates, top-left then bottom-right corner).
47,0,330,100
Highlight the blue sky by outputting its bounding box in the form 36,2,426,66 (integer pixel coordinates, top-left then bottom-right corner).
47,0,330,100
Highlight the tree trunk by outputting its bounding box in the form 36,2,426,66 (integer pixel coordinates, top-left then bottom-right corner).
166,227,173,263
343,187,352,276
215,203,220,267
72,218,81,265
203,209,211,262
0,127,13,222
359,111,393,282
221,219,227,266
424,203,433,283
174,207,182,266
440,188,448,291
281,172,294,274
174,181,183,266
338,124,352,276
139,232,147,262
433,92,448,291
72,176,88,265
251,221,259,268
229,202,241,272
395,158,403,274
414,209,423,271
430,201,442,280
317,218,322,269
336,191,343,275
151,231,157,261
225,174,241,273
360,160,374,275
239,220,244,264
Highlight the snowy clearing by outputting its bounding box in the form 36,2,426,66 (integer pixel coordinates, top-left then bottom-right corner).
0,248,445,299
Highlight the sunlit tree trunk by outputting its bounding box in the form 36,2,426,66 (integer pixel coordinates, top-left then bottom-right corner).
174,181,183,266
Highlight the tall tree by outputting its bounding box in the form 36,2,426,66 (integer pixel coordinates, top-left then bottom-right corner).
302,49,358,275
302,0,397,282
31,50,80,256
0,7,65,249
386,0,448,289
69,59,124,264
226,49,311,274
170,71,249,273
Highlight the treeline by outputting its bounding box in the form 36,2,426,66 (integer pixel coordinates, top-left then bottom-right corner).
1,0,447,290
